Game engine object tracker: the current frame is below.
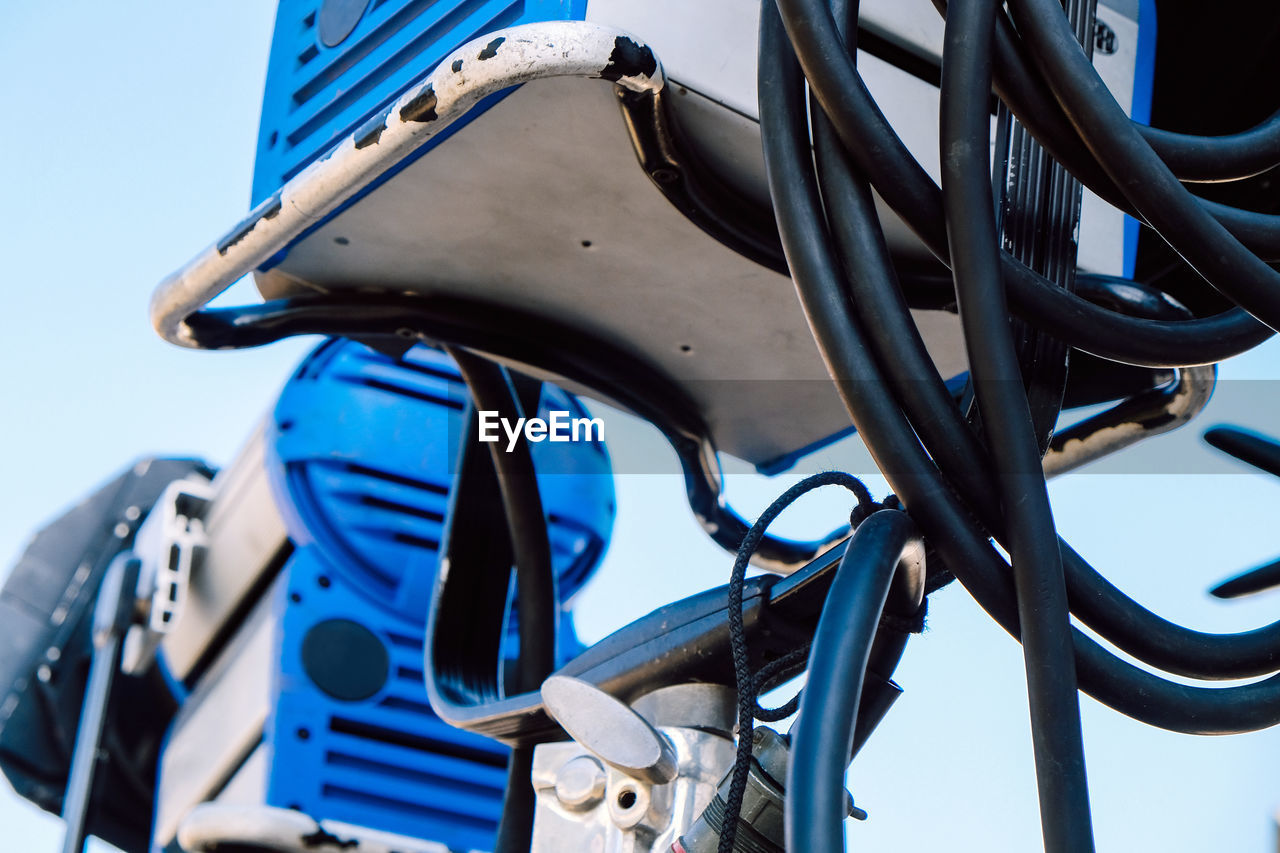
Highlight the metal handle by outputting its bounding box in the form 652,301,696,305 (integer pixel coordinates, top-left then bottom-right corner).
147,22,665,349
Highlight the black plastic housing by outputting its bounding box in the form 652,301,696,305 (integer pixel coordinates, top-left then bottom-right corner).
0,458,209,852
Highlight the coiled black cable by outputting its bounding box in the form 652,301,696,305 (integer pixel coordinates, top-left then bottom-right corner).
972,1,1280,192
803,1,1280,686
931,0,1280,223
773,0,1274,369
770,0,1280,707
1005,0,1280,334
816,70,1280,683
760,1,1280,847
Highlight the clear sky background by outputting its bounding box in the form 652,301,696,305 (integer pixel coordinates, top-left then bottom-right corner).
3,2,1280,851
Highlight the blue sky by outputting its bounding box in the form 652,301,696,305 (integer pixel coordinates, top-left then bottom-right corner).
3,2,1280,851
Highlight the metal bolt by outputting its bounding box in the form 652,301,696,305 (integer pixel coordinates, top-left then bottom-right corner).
554,756,606,810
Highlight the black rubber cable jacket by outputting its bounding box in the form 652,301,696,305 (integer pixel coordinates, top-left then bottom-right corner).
1006,0,1280,335
447,346,557,691
761,0,1280,736
1144,110,1280,183
786,511,922,853
983,0,1280,185
773,0,1273,367
939,0,1095,847
933,0,1280,260
446,347,556,853
492,746,537,853
808,0,1280,682
815,81,1280,682
963,0,1280,252
936,0,1280,187
808,0,995,517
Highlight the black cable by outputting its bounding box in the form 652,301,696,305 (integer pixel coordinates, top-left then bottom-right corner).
773,0,1274,368
786,510,922,853
761,0,1280,745
1005,0,1280,334
946,0,1280,193
935,0,1280,264
814,69,1280,686
809,0,994,517
492,745,537,853
445,347,556,853
940,0,1093,847
865,0,1280,685
1140,110,1280,184
721,470,877,853
446,347,557,692
185,295,838,572
802,0,1280,688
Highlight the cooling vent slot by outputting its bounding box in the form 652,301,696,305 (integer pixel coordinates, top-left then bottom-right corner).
253,0,574,203
273,338,615,621
319,633,507,835
304,458,451,594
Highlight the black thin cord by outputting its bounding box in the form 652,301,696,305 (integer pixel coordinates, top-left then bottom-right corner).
720,470,878,853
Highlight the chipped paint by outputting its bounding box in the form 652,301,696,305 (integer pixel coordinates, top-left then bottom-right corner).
600,35,658,83
151,21,665,347
398,84,439,123
353,106,393,149
477,36,505,60
1043,364,1217,477
301,827,359,849
216,192,283,255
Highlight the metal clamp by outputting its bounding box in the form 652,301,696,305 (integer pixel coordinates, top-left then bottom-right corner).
530,683,736,852
121,476,212,675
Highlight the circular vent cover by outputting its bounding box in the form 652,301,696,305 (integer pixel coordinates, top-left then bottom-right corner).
268,339,615,622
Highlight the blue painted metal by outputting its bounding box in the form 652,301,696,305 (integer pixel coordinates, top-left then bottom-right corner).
269,338,614,619
258,338,613,846
252,0,588,206
267,549,511,849
1123,0,1158,279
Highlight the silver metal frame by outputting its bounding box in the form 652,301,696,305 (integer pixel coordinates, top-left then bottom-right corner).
1043,364,1218,477
149,21,665,348
176,803,461,853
